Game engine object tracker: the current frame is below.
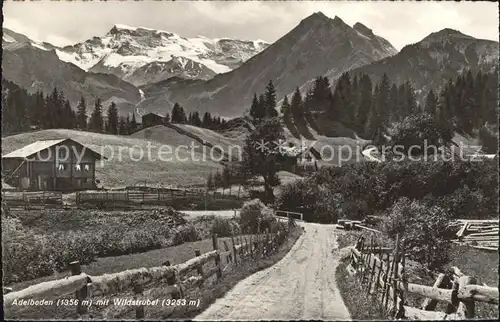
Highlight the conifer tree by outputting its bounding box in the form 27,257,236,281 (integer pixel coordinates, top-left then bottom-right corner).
106,101,119,134
89,98,104,132
76,95,87,130
264,80,278,118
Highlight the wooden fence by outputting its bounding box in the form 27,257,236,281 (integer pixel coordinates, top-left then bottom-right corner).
76,187,242,207
347,234,499,320
3,220,294,319
275,210,304,222
2,191,63,209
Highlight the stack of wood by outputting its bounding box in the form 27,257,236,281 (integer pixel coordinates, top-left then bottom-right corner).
453,219,499,251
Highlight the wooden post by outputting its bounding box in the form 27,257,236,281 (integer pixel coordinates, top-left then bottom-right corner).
244,237,249,257
395,239,406,319
422,273,447,311
392,234,400,316
446,280,460,314
249,234,254,258
366,255,377,296
237,185,241,198
230,234,238,265
165,261,180,300
375,249,383,295
69,261,88,317
383,252,394,312
133,284,145,319
212,233,222,279
222,240,231,263
195,250,204,276
456,276,477,319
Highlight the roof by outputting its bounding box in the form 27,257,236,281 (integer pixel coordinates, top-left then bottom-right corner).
279,141,320,159
2,138,106,160
142,112,164,118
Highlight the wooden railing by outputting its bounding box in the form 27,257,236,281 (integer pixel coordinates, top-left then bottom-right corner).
2,191,63,209
347,234,499,320
275,210,303,222
3,221,294,319
451,219,499,251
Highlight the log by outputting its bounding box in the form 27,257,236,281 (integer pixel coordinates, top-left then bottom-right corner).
456,276,477,319
456,222,469,240
422,273,447,311
458,284,499,305
465,231,499,237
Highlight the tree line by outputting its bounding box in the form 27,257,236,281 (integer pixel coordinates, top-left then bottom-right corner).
274,68,498,144
169,102,229,131
1,80,231,136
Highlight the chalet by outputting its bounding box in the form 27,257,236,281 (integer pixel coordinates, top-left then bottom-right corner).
2,138,106,191
141,113,165,128
277,141,321,172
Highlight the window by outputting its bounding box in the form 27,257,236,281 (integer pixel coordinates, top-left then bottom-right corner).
58,149,67,159
84,164,90,172
75,164,81,171
57,164,67,171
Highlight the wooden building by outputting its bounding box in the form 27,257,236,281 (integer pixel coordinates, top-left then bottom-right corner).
141,113,165,128
277,142,321,173
2,138,105,191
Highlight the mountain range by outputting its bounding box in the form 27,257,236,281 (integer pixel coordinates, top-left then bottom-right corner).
2,12,498,118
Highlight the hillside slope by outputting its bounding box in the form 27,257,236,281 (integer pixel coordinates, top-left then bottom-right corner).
139,12,397,117
1,129,222,187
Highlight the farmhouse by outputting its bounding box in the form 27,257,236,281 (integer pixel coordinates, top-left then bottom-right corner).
141,112,165,128
2,138,106,191
277,141,321,172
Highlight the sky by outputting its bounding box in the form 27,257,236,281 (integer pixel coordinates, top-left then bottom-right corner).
3,1,499,50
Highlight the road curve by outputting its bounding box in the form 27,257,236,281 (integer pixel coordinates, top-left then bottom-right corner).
194,223,351,321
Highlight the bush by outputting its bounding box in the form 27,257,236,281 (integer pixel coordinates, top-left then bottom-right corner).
172,225,201,246
382,197,454,270
211,217,239,237
478,124,498,154
239,199,275,233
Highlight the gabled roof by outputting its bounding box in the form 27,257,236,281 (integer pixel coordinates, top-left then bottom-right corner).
2,138,106,160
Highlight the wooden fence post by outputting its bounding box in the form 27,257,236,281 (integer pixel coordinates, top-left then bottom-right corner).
164,261,180,300
249,234,254,258
222,241,231,263
133,284,145,319
69,261,88,317
195,250,204,281
392,234,400,317
422,273,447,311
212,233,222,279
381,252,390,308
456,276,477,319
230,234,238,265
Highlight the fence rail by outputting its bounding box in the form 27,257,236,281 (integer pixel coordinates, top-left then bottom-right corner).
3,218,297,319
347,234,499,320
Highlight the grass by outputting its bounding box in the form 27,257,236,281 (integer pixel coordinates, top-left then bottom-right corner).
5,227,303,320
335,261,388,321
1,129,222,188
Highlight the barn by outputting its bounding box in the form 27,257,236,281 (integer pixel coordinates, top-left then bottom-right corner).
2,138,106,191
141,113,165,128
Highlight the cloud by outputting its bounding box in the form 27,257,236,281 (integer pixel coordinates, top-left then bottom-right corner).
3,1,498,50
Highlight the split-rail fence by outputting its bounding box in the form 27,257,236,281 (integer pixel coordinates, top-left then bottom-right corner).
347,234,499,320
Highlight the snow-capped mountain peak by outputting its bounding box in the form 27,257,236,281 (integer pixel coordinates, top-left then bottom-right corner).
52,24,269,86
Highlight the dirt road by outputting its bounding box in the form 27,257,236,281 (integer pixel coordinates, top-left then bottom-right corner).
195,223,351,321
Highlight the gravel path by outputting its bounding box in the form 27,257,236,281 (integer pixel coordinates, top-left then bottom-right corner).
195,223,351,321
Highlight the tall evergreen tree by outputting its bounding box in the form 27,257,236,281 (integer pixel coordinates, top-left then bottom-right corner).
76,95,87,130
290,87,303,121
89,98,104,132
118,117,127,135
424,89,438,118
280,95,290,116
129,112,138,133
264,80,278,118
356,74,373,134
106,101,119,134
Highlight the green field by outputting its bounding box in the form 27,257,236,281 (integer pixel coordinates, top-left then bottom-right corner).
2,129,223,187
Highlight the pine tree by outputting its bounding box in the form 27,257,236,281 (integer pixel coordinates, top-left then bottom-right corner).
129,112,138,133
290,87,303,121
76,95,87,130
280,95,290,116
356,74,373,134
164,112,170,124
424,90,438,118
249,93,265,123
106,102,119,134
118,117,127,135
388,84,399,124
376,73,391,128
202,112,212,128
264,80,278,118
89,98,104,132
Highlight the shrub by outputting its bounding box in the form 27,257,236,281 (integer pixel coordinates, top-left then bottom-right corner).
172,225,201,246
382,197,454,269
211,217,239,237
239,199,275,233
478,124,498,154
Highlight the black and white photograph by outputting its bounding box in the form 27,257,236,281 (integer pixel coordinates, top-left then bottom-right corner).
1,0,499,320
